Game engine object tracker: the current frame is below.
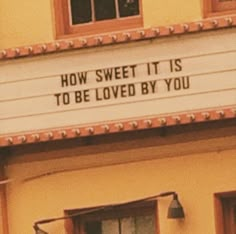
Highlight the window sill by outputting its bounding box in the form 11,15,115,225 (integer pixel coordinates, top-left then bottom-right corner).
204,9,236,18
55,15,143,39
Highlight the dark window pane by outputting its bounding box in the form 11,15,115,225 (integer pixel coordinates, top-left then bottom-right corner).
70,0,92,24
135,215,155,234
121,217,135,234
102,219,119,234
94,0,116,21
118,0,140,17
85,221,102,234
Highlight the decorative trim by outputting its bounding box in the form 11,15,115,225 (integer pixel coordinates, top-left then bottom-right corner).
0,107,235,147
0,15,236,60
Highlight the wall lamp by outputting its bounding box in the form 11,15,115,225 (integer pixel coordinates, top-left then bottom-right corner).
33,191,184,233
157,191,185,219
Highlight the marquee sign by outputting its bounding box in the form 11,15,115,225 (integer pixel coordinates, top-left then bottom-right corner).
0,29,235,138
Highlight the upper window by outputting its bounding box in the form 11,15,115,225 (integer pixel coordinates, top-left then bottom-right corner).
54,0,143,38
204,0,236,17
64,200,157,234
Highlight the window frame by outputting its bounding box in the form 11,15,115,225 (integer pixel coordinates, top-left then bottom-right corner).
203,0,236,17
53,0,143,39
214,191,236,234
64,200,159,234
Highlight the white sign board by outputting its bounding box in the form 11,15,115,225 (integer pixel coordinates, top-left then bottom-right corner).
0,29,236,136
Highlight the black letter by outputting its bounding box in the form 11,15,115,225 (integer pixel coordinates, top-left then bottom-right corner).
103,87,110,99
170,59,182,72
182,76,190,89
104,69,113,81
120,85,127,98
164,79,172,91
141,82,149,95
61,74,68,87
174,78,181,90
114,67,121,79
95,88,102,101
74,90,82,103
69,73,77,86
128,84,136,96
149,81,157,93
84,90,90,102
122,66,129,78
111,86,119,98
174,59,182,72
62,92,70,105
130,65,137,78
54,93,61,106
147,63,151,75
152,62,159,74
96,70,103,82
77,72,87,85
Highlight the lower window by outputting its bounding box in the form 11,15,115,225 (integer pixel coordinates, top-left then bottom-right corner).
214,191,236,234
65,200,158,234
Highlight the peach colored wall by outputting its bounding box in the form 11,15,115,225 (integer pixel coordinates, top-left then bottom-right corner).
142,0,202,28
5,145,236,234
0,0,202,49
0,0,54,49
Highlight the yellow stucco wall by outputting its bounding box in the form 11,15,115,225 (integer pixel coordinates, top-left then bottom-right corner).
0,0,202,49
5,144,236,234
0,0,54,49
142,0,202,28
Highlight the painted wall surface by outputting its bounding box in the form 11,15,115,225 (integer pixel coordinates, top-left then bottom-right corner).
0,0,202,49
142,0,202,28
5,137,236,234
0,0,54,49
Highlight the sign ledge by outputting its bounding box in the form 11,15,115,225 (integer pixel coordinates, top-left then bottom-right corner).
1,107,235,147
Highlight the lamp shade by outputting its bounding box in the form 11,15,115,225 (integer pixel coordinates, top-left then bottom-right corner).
35,228,48,234
34,224,48,234
167,194,185,219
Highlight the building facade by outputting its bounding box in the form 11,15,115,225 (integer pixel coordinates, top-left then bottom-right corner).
0,1,236,233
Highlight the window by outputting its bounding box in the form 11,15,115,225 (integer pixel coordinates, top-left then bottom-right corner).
204,0,236,17
64,200,158,234
214,191,236,234
54,0,143,38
